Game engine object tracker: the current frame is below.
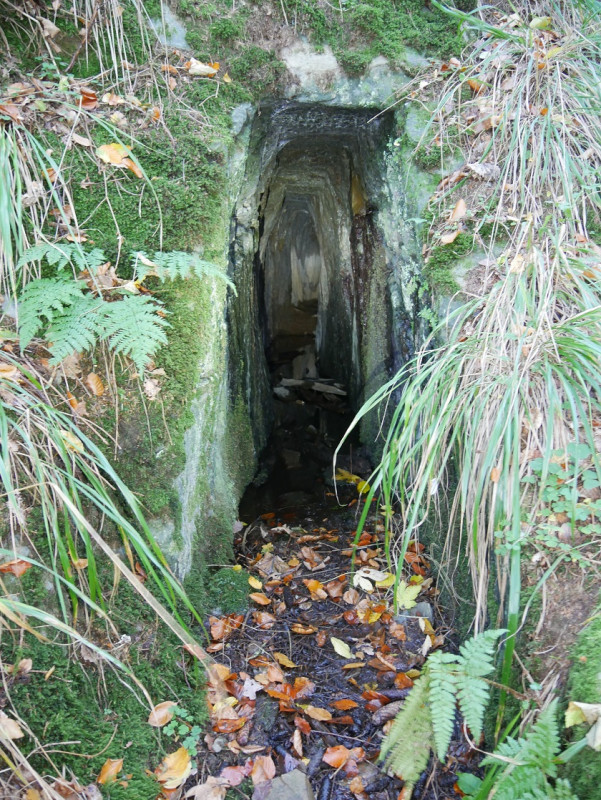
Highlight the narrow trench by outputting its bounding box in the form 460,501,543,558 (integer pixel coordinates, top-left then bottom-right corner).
211,105,474,799
233,102,398,518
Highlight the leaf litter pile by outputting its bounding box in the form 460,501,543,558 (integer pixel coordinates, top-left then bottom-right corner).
167,492,481,800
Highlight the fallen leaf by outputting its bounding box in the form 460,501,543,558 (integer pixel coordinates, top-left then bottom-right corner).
187,58,219,77
295,715,311,734
249,592,271,606
0,711,24,740
0,559,32,577
213,718,245,734
155,748,192,789
97,758,123,785
304,705,332,721
397,580,421,610
40,17,60,38
290,623,316,635
72,133,93,147
248,576,263,590
273,652,297,668
252,611,276,629
450,198,467,221
85,372,104,396
184,776,228,799
343,588,360,605
220,766,247,787
331,637,353,659
331,698,359,711
322,745,365,769
148,701,177,727
123,157,143,178
96,143,130,165
394,672,414,690
304,578,328,600
440,229,461,245
250,755,276,785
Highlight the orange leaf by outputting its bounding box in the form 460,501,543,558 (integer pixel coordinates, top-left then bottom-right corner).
440,229,461,245
249,592,271,606
155,747,191,789
331,698,358,711
295,715,311,734
304,705,332,721
322,745,365,769
252,611,276,629
0,559,32,578
449,198,467,221
85,372,104,396
292,676,315,699
290,623,317,634
148,701,177,727
97,758,123,785
250,755,275,785
123,157,143,178
490,466,501,482
212,718,245,734
394,672,414,690
273,652,297,668
303,578,327,600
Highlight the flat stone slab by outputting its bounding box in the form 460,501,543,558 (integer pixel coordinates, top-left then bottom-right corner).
252,769,315,800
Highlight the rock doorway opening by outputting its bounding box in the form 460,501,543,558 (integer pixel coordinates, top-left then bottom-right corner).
228,101,418,515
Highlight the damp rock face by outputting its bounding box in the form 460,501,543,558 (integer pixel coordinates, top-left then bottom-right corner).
228,101,424,451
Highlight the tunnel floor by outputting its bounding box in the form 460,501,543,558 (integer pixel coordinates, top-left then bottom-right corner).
200,460,479,800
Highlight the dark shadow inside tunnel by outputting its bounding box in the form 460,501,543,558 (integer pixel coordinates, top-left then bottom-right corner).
228,102,402,516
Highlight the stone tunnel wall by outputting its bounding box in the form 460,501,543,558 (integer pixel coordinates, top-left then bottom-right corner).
227,101,423,454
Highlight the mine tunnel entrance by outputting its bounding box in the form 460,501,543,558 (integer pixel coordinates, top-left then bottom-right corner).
229,102,405,516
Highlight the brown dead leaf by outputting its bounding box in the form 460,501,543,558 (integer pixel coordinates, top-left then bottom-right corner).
252,611,276,629
343,588,360,605
273,652,296,668
450,198,467,221
331,698,358,711
148,701,177,727
0,711,24,740
303,578,327,600
250,755,275,785
97,758,123,785
440,229,461,245
290,623,317,634
322,745,365,769
184,776,228,799
304,705,332,721
85,372,104,396
249,592,271,606
0,559,32,578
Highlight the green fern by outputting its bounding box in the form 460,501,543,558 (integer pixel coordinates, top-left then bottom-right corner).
428,651,459,759
17,241,102,273
380,629,505,789
480,702,566,800
19,278,87,348
133,250,236,291
17,244,231,374
456,628,504,741
101,295,169,374
47,295,104,363
380,672,433,788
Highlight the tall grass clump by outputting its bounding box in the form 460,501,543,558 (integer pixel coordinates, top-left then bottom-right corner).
342,0,601,698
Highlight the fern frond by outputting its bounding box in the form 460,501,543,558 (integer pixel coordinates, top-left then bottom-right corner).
47,296,104,364
428,651,460,759
455,673,490,742
459,628,505,677
481,703,562,800
18,242,72,270
523,780,579,800
133,250,236,292
101,295,169,375
18,278,87,348
380,673,433,785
